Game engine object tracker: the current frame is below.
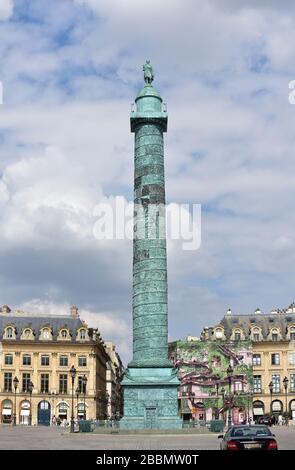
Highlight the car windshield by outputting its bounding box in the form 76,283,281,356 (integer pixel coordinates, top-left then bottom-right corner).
231,426,271,437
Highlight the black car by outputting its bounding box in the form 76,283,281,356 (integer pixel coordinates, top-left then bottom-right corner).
218,425,278,450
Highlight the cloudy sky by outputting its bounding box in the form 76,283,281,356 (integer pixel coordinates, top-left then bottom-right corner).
1,0,295,364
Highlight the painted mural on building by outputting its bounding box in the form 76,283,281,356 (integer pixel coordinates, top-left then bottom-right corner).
169,339,253,424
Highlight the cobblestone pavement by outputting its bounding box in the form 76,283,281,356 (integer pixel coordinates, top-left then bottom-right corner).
0,425,293,450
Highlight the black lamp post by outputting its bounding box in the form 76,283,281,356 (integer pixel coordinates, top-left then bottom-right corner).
28,381,34,426
75,387,80,420
13,376,19,426
227,365,233,427
70,365,76,433
221,387,225,421
269,381,273,414
283,376,289,424
82,375,87,420
215,378,220,419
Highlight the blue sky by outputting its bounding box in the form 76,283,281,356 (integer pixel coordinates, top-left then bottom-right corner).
1,0,295,363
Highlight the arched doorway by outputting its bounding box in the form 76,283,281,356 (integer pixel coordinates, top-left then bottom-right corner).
253,400,265,422
271,400,283,416
38,400,51,426
289,400,295,420
77,402,86,419
1,399,13,424
57,402,68,423
20,400,30,425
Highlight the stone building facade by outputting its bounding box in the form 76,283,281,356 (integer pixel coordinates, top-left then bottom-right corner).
105,341,124,420
0,305,112,425
169,337,252,425
201,303,295,422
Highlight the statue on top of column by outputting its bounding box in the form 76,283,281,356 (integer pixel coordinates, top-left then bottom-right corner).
143,60,154,85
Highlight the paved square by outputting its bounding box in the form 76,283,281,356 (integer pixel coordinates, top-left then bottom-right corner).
0,425,294,450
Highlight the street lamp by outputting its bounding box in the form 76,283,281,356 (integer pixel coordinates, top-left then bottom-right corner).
75,387,80,420
215,377,220,419
269,381,274,414
82,375,87,420
70,365,76,433
13,376,19,426
28,381,34,426
283,376,289,424
227,365,233,427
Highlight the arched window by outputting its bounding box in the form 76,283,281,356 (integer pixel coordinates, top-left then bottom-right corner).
7,327,13,338
80,329,86,340
43,329,50,339
215,328,223,339
61,330,67,338
289,327,295,341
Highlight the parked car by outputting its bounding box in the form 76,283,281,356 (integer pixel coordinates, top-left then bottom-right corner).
218,425,278,450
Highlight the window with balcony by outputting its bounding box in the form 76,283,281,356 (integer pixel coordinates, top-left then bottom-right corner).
272,374,280,393
252,354,261,366
22,373,31,392
78,376,87,394
253,375,262,393
271,353,280,365
23,355,31,366
78,356,87,367
289,353,295,365
40,374,49,393
59,374,68,394
59,355,68,367
4,354,13,365
41,355,50,366
4,373,12,392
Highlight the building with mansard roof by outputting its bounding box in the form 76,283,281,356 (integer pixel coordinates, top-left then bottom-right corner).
0,304,117,425
201,303,295,422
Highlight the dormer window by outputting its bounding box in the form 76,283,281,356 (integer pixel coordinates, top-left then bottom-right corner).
57,328,71,341
272,331,279,341
251,327,262,342
287,326,295,341
39,327,52,341
43,329,50,339
20,328,34,340
3,326,16,340
79,329,86,340
7,328,13,338
234,331,241,341
215,328,224,340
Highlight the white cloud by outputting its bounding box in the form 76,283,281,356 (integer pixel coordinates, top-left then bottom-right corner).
1,0,295,358
0,0,13,21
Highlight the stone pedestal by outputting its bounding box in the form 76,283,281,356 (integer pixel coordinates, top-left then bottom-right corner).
120,367,182,429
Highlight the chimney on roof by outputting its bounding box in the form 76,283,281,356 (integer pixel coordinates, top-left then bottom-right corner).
0,305,11,314
255,308,262,315
226,308,232,315
70,305,79,317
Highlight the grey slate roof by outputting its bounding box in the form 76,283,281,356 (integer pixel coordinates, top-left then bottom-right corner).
219,312,295,340
0,314,88,342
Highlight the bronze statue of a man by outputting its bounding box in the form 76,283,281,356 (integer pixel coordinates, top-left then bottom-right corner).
143,60,154,85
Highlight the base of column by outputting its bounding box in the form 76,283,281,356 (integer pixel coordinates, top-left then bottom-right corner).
120,367,182,430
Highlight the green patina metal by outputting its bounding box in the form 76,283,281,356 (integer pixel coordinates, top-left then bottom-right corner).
120,62,182,429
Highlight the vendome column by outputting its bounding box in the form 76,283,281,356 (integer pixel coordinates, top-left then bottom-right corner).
120,62,181,429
